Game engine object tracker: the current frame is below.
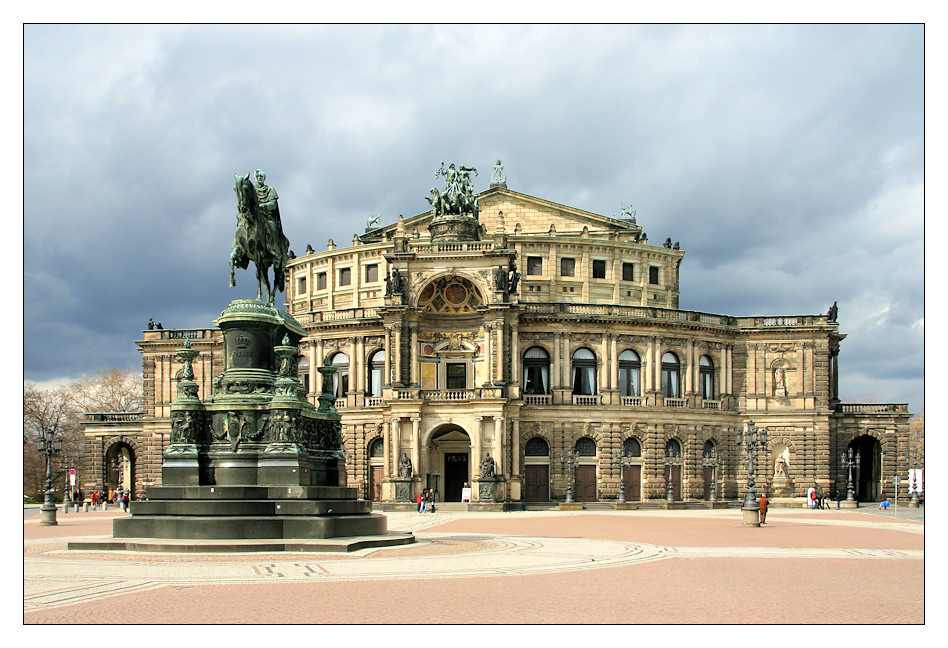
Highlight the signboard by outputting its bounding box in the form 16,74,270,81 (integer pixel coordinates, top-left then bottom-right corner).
461,487,472,503
69,470,76,486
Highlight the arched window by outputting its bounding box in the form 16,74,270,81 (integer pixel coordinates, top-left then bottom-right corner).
366,350,384,398
622,437,642,458
618,350,641,397
661,352,681,398
572,348,598,395
524,437,550,456
703,440,716,460
297,355,310,393
575,437,597,456
664,439,682,459
330,352,349,398
699,355,715,399
369,438,384,457
523,347,550,395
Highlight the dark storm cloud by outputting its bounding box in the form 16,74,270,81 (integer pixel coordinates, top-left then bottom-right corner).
23,24,924,411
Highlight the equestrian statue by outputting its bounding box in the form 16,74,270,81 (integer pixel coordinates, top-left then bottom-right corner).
229,169,290,305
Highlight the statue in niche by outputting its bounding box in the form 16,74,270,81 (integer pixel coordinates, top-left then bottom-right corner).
495,265,508,293
479,453,496,478
775,457,791,479
390,268,403,294
398,453,412,478
774,366,788,397
224,411,246,451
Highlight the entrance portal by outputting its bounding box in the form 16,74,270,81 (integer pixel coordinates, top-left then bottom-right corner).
444,453,469,502
849,435,883,502
106,444,135,498
429,424,472,502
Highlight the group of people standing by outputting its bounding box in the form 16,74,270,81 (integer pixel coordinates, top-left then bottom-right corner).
417,489,437,513
86,488,132,511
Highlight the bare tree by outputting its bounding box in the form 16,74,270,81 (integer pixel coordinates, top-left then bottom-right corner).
69,369,143,413
23,384,81,500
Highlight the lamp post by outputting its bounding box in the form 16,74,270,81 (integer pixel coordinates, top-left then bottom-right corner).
559,448,575,504
844,447,859,503
663,455,676,503
737,419,767,527
909,444,920,507
35,427,63,526
612,452,627,504
703,455,719,503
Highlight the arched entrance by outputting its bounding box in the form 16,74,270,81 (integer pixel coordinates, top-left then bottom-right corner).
105,443,135,498
849,435,883,502
367,438,384,502
429,424,471,502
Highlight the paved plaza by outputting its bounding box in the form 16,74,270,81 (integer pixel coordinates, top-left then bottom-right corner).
23,504,924,625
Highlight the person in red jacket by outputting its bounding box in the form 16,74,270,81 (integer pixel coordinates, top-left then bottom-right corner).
758,494,769,524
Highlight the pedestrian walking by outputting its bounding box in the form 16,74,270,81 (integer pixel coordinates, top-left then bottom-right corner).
428,488,436,513
758,493,769,524
816,488,824,509
836,491,842,510
121,492,129,512
807,487,816,509
417,490,426,513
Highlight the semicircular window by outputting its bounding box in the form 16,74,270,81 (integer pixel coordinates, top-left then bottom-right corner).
419,276,484,314
575,436,597,457
623,437,642,458
524,437,550,456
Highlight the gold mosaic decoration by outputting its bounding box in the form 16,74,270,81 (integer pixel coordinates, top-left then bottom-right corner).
419,276,484,314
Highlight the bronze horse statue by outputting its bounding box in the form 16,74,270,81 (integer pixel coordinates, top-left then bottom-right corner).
229,173,289,305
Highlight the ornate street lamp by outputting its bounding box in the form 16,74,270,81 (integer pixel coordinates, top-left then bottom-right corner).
559,448,576,504
736,420,767,527
34,427,63,526
702,449,719,503
909,444,920,507
843,447,860,503
612,452,627,504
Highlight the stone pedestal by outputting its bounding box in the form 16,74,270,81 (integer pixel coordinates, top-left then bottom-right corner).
772,476,793,497
742,506,761,527
839,500,859,509
474,477,503,502
70,300,412,553
392,478,412,503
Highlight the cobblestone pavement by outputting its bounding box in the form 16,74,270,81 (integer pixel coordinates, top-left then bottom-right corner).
23,506,924,625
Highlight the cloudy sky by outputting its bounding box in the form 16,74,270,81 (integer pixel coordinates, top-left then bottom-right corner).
22,24,924,412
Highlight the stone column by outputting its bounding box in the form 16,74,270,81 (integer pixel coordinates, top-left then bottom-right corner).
644,338,654,392
411,417,421,479
511,419,520,477
563,332,571,387
494,417,504,474
494,322,504,384
391,417,401,473
552,332,562,389
600,333,609,393
610,334,619,394
484,325,493,386
473,417,483,479
382,419,391,479
308,341,317,396
384,327,392,386
356,336,366,394
348,337,357,402
409,324,419,387
685,340,694,394
394,325,403,386
510,323,520,387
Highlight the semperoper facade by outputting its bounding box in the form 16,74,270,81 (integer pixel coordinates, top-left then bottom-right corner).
82,161,911,507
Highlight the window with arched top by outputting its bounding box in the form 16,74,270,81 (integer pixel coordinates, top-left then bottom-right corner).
664,439,682,459
366,350,384,398
297,355,310,393
524,437,550,456
622,437,642,458
703,440,716,460
572,348,598,395
330,352,349,398
699,355,715,399
661,352,681,398
575,436,597,456
618,349,641,397
369,438,384,458
523,347,550,395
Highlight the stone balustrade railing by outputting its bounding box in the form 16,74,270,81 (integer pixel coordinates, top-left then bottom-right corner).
836,403,909,414
85,412,143,422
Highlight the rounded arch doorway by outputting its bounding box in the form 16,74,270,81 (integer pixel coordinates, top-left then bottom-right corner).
105,442,135,498
849,435,883,502
428,424,472,502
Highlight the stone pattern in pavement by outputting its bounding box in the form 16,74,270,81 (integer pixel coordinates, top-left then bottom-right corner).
23,507,924,625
